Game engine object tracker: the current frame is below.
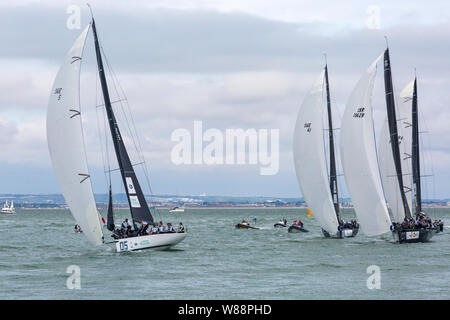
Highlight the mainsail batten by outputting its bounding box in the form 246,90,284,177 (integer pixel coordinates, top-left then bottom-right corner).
340,53,391,236
47,25,104,246
91,19,153,225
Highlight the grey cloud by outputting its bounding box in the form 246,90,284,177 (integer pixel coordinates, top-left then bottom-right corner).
1,4,450,197
1,5,449,75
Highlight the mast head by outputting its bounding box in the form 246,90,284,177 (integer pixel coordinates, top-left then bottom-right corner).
87,3,94,22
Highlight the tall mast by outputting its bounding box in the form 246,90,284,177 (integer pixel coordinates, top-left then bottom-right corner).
91,18,153,225
383,48,412,219
324,64,341,223
411,77,421,215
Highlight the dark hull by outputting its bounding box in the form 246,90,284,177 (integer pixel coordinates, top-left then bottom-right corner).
235,224,259,230
392,228,434,243
288,225,309,233
274,223,287,228
322,227,359,238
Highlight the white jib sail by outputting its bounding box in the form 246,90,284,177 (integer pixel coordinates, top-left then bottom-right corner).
378,80,414,222
293,70,340,234
340,53,391,236
47,25,104,246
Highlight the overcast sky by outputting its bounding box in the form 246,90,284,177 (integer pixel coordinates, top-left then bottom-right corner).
1,0,449,198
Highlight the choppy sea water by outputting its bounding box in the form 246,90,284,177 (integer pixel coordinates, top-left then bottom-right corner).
0,208,448,300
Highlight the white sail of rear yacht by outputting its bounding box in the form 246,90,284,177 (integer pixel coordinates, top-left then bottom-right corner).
340,53,391,236
378,80,414,222
47,25,104,246
293,70,340,234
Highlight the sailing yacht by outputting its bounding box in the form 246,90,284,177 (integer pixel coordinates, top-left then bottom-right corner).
341,45,437,242
340,53,393,237
169,206,185,213
379,48,435,243
1,201,15,214
293,63,359,238
47,12,187,252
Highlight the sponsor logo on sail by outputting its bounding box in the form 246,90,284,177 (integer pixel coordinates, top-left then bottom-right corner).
126,177,136,194
129,195,141,208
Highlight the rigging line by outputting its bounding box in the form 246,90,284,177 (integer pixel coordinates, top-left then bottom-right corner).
95,63,112,191
95,98,128,108
99,45,161,221
420,106,435,216
321,72,330,189
104,71,159,221
93,42,112,209
101,53,138,155
104,99,112,184
95,74,108,185
100,46,147,176
105,161,146,173
99,49,155,199
105,53,153,193
326,67,345,201
321,70,341,221
99,49,151,173
96,99,107,181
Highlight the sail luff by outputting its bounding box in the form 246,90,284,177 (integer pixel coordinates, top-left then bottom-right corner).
383,49,412,219
411,78,421,215
324,64,340,222
340,53,391,236
91,19,153,225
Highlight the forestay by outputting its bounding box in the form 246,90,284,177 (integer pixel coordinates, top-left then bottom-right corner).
340,53,391,236
47,25,104,246
293,70,340,234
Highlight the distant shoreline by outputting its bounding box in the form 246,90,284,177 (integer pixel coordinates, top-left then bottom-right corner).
13,205,450,210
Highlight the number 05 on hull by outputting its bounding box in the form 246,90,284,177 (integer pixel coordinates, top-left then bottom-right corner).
116,233,188,252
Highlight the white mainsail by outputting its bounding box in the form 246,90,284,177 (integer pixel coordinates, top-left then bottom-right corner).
378,80,414,222
47,25,104,246
293,70,340,234
340,53,391,236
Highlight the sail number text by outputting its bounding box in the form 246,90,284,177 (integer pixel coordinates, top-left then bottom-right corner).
353,107,365,118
